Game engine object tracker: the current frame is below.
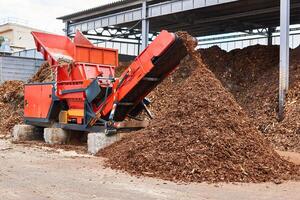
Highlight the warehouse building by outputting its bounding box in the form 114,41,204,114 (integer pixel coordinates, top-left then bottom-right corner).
58,0,300,118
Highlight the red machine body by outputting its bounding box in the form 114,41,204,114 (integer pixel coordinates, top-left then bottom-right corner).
24,30,187,132
24,84,53,119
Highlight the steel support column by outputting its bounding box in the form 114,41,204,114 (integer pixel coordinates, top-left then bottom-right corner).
65,21,70,37
267,27,275,46
141,0,149,51
279,0,290,120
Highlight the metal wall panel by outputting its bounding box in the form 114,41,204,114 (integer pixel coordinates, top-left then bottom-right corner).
0,56,44,83
68,0,237,34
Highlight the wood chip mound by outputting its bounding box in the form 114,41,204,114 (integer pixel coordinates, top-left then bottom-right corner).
116,61,132,77
200,45,300,152
99,32,300,183
0,62,54,136
29,62,54,83
0,81,24,136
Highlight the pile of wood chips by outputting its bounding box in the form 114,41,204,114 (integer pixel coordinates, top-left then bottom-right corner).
201,45,300,152
1,34,300,184
99,32,300,183
29,62,53,83
0,81,24,136
0,62,54,136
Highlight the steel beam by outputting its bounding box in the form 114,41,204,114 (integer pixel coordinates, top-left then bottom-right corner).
198,32,300,47
198,27,300,43
66,0,237,35
141,0,149,51
279,0,290,120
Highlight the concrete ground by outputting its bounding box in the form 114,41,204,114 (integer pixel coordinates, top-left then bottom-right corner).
0,139,299,200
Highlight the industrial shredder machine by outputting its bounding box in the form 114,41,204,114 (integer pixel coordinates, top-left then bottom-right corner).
23,30,187,135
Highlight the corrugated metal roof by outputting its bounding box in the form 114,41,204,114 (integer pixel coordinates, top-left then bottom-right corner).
57,0,171,21
58,0,139,20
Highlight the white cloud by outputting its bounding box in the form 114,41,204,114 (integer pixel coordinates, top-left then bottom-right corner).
0,0,115,33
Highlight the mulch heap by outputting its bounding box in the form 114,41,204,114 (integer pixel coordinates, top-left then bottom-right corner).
200,45,300,152
29,62,53,83
0,62,53,136
99,32,300,183
0,81,24,136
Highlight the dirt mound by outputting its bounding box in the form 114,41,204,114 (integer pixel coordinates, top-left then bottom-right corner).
100,33,299,183
200,45,300,152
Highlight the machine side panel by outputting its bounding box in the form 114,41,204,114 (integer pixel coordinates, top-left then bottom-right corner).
24,84,54,119
74,46,118,66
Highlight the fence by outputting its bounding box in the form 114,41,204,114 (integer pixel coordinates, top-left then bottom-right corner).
12,49,44,60
0,55,44,83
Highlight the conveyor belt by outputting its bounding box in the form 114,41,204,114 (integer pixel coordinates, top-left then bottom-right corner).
113,35,187,121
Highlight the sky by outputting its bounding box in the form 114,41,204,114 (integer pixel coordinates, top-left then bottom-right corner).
1,0,299,51
0,0,115,33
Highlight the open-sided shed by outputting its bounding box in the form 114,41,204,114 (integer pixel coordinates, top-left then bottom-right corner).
58,0,299,118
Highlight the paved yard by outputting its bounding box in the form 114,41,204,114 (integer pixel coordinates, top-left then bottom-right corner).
0,139,299,200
